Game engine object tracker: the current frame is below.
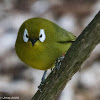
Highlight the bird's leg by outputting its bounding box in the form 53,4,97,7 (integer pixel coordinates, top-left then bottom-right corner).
55,55,65,70
41,70,47,83
38,70,47,91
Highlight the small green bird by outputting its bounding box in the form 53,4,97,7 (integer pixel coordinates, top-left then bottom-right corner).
15,18,76,70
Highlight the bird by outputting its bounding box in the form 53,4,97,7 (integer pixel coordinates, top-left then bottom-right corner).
15,17,76,83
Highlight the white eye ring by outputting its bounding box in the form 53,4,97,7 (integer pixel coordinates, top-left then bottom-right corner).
23,29,29,42
39,29,46,42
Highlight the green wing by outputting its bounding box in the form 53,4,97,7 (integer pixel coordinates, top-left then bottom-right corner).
56,27,76,43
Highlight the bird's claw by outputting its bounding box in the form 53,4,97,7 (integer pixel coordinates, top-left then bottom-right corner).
55,56,65,70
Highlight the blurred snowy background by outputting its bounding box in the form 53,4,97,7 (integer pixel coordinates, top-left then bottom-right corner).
0,0,100,100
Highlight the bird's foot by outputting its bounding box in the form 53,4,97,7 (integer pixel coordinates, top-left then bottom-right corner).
38,82,44,92
38,70,47,92
55,55,65,70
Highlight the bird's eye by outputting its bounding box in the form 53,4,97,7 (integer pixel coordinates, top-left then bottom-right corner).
23,29,29,42
39,29,46,42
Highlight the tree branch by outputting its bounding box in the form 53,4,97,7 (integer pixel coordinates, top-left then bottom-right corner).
31,11,100,100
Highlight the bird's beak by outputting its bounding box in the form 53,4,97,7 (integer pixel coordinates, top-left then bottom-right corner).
29,38,38,46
